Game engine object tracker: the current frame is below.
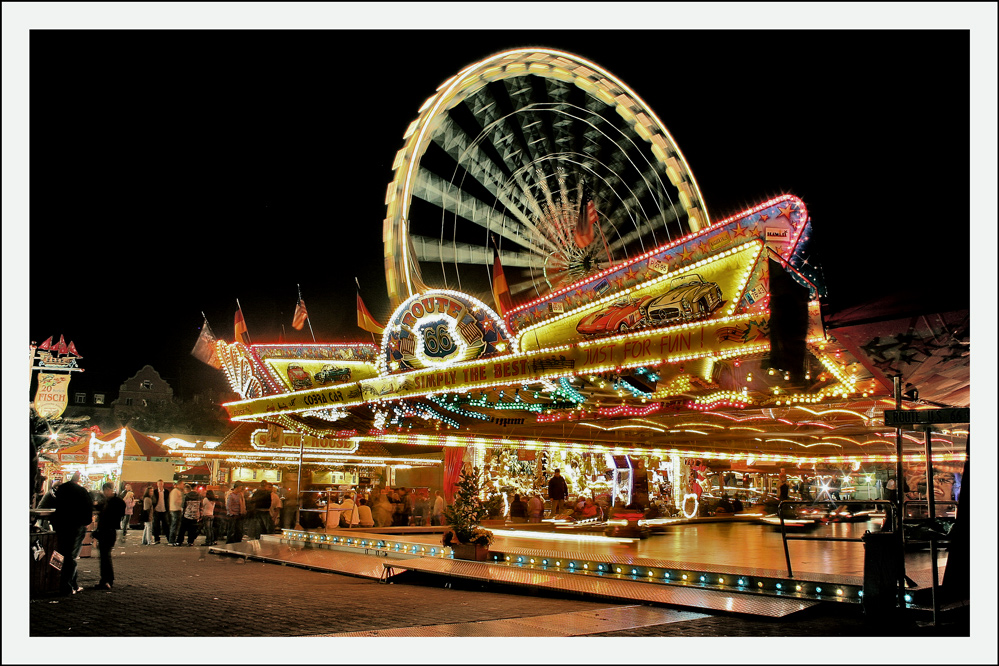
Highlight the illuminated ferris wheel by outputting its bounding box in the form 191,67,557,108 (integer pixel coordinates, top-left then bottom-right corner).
383,47,710,310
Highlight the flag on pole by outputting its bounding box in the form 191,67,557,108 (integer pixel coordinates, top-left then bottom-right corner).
356,293,385,335
234,307,250,344
292,298,308,331
38,336,53,351
573,181,598,248
191,319,221,368
55,335,69,355
492,246,514,317
67,341,81,357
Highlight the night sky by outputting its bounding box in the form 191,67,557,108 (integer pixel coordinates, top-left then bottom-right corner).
16,29,977,400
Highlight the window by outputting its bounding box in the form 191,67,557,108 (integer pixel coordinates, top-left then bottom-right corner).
75,393,86,404
141,380,153,390
94,394,105,405
124,398,133,406
141,399,149,407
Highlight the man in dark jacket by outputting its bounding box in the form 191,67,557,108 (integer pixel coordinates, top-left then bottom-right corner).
249,482,273,539
547,469,569,517
53,471,95,595
93,482,126,589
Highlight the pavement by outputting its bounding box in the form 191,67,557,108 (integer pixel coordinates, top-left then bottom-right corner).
16,533,982,662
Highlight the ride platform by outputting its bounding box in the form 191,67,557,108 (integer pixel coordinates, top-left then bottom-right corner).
205,523,912,619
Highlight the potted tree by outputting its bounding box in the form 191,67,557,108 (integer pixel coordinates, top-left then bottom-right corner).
441,467,494,561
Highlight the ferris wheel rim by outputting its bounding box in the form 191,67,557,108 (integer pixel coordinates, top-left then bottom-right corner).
384,47,709,308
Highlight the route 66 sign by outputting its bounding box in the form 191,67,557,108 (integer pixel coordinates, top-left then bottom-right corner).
382,290,510,373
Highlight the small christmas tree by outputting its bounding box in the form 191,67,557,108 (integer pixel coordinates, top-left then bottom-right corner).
442,466,494,546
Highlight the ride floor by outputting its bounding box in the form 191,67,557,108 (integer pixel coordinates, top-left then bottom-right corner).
210,519,946,618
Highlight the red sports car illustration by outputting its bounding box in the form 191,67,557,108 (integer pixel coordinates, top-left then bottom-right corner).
575,297,648,335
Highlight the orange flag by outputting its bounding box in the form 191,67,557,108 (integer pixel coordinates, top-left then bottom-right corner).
356,293,385,335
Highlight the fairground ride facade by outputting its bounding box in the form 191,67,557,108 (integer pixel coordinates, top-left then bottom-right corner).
213,48,968,509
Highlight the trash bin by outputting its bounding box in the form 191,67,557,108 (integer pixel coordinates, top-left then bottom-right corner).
862,530,902,614
30,530,62,597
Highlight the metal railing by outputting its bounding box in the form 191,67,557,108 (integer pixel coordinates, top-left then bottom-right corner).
900,498,957,625
776,499,895,578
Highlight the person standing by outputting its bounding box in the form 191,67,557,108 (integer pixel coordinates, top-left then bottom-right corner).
249,481,273,538
547,469,569,516
119,484,135,544
178,485,202,546
201,489,220,546
269,484,283,533
508,493,528,523
93,483,126,590
167,481,186,545
140,487,155,545
151,479,169,544
52,471,93,595
226,482,247,544
431,490,445,526
527,493,544,523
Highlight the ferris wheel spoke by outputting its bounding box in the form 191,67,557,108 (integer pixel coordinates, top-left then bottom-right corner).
409,235,541,268
411,170,550,257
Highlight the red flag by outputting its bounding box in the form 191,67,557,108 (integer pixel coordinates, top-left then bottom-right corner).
492,247,514,317
55,335,69,355
292,299,308,331
38,337,53,351
67,341,81,357
573,182,598,249
234,308,250,344
356,294,385,335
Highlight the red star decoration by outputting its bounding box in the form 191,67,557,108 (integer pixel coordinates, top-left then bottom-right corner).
623,267,638,282
481,318,494,333
758,213,769,222
777,205,793,219
613,275,626,289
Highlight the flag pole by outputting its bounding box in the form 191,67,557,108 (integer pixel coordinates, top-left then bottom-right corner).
356,277,378,347
237,298,251,344
298,284,316,343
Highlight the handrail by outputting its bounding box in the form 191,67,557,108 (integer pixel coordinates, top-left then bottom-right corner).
777,499,896,578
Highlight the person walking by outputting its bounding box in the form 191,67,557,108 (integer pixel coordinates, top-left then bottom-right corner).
140,487,155,545
151,479,170,544
92,482,126,590
167,481,185,545
226,482,247,544
431,490,445,526
547,469,569,516
119,484,135,544
52,471,93,595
